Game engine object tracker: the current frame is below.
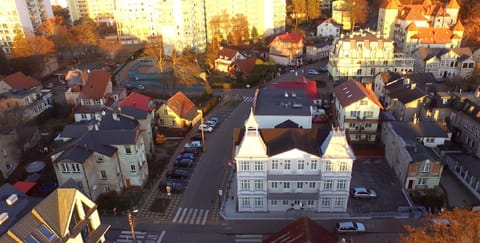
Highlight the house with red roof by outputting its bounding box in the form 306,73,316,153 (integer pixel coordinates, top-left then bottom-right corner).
233,57,258,82
0,72,41,94
65,70,127,122
214,47,246,73
156,91,201,128
333,79,383,142
269,32,304,66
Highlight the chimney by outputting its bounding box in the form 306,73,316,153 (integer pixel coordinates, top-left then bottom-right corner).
365,82,373,90
411,83,417,90
284,91,289,98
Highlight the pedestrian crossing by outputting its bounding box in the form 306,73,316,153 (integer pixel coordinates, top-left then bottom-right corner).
172,207,209,225
114,230,164,243
243,96,254,103
234,234,263,243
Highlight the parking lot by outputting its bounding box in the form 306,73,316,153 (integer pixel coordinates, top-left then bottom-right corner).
348,157,408,213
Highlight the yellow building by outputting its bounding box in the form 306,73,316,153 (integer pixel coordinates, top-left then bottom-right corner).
156,91,201,128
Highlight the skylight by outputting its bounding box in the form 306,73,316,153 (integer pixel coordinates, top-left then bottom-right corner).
38,224,56,241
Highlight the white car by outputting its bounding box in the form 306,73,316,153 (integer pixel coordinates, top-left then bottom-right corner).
205,120,216,128
351,187,377,199
335,221,366,233
198,124,213,132
307,69,320,75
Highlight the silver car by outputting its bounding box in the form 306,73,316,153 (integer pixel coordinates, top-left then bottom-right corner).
335,221,366,233
351,187,377,199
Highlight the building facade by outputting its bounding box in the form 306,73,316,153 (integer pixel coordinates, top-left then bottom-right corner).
269,32,304,66
413,47,476,80
234,111,355,212
316,19,341,38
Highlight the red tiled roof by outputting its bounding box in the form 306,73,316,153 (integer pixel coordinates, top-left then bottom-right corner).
79,70,111,99
166,91,197,120
218,48,239,60
235,57,257,74
275,32,303,44
119,92,155,112
398,6,428,21
333,79,383,109
1,72,40,89
415,28,453,44
269,76,319,99
264,217,338,243
380,0,400,9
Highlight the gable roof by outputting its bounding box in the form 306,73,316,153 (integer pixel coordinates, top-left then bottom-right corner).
218,48,240,60
447,0,460,9
1,72,40,90
272,32,302,44
120,106,148,120
417,47,473,61
79,70,111,99
333,79,383,109
65,69,88,87
166,91,197,120
386,82,426,104
264,217,338,243
0,184,40,236
319,18,341,27
119,92,156,112
269,76,319,100
410,28,453,44
235,57,257,74
274,119,300,128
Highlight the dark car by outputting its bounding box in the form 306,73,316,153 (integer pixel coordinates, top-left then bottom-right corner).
318,66,328,72
190,134,203,142
166,168,192,180
176,152,195,161
175,158,194,168
159,179,186,193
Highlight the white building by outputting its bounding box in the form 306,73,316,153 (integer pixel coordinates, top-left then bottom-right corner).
234,111,355,213
0,0,53,54
316,18,341,38
413,47,476,80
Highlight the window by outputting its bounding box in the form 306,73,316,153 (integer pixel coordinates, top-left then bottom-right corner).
356,69,362,75
254,180,263,190
321,198,330,207
370,68,376,75
254,161,263,171
6,161,11,170
418,178,427,185
241,180,250,190
324,180,333,190
297,182,303,189
307,200,315,206
71,163,80,173
271,181,278,188
83,99,90,105
272,160,279,170
26,235,40,243
94,98,101,105
339,161,348,171
349,122,356,128
284,160,291,170
38,225,56,241
241,198,250,208
334,198,344,208
125,146,132,155
298,160,304,170
271,200,277,206
325,161,333,171
364,123,372,128
359,100,368,105
283,200,289,205
100,170,107,180
337,180,347,190
130,164,136,172
61,163,70,172
254,198,263,208
96,156,104,163
309,182,316,188
163,109,168,114
420,163,431,173
81,113,87,119
350,111,360,117
364,111,374,118
240,161,249,171
284,182,290,189
310,160,317,170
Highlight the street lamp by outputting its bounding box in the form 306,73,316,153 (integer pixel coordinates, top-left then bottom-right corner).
197,109,206,152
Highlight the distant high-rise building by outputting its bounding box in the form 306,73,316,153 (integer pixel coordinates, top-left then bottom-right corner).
67,0,115,24
0,0,53,54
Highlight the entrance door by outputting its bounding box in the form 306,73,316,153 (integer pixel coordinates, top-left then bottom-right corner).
126,178,131,189
407,180,413,189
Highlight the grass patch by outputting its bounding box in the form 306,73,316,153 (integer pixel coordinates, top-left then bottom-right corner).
150,198,170,213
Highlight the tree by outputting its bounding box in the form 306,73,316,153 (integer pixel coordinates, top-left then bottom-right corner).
52,5,71,25
10,33,54,77
306,0,322,21
400,208,480,243
346,0,368,32
231,14,250,46
251,26,259,42
171,48,201,88
205,37,220,70
71,17,99,57
226,32,234,46
144,35,167,72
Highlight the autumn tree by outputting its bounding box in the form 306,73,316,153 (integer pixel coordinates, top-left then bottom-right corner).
171,48,201,88
230,14,250,46
52,5,71,25
205,37,220,70
290,0,322,29
251,26,259,42
10,33,54,77
345,0,368,32
71,17,100,57
400,208,480,243
143,35,167,72
460,0,480,47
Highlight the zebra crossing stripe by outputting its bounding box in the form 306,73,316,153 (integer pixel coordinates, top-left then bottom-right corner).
235,234,263,242
189,209,199,224
195,209,203,224
178,208,188,223
201,209,209,225
172,208,182,223
157,231,166,243
184,208,194,223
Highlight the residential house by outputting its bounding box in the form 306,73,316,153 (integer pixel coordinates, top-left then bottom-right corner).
421,91,455,122
215,48,246,73
381,120,448,190
377,0,463,54
156,91,201,128
234,111,355,212
0,127,21,180
119,92,157,157
413,47,476,80
269,33,304,66
264,217,338,243
51,112,148,200
233,57,258,82
0,184,110,242
0,72,52,122
374,71,436,121
316,18,341,38
328,31,415,83
64,69,126,122
333,79,383,142
305,42,333,62
443,154,480,200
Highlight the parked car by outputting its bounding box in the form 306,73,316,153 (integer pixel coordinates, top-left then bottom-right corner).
136,85,145,90
205,120,216,128
190,134,203,142
318,66,328,72
209,117,220,124
184,141,202,149
351,187,377,199
181,149,200,156
176,152,195,161
335,221,366,233
307,69,320,75
312,115,329,124
159,179,186,193
198,124,213,132
175,158,194,168
166,168,191,180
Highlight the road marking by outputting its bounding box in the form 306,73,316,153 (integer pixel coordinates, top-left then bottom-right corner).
157,231,166,243
201,209,209,225
178,208,188,223
235,234,263,243
183,208,194,223
172,207,182,223
195,209,204,224
189,209,198,224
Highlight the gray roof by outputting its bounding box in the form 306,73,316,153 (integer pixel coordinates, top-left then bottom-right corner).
92,130,138,145
417,47,473,61
447,154,480,178
390,121,449,144
274,119,300,128
120,106,148,119
0,184,41,236
98,111,139,130
255,88,311,116
60,124,89,139
405,145,442,163
267,174,322,181
267,192,318,200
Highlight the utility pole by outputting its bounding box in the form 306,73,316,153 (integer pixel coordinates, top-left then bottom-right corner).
127,213,137,243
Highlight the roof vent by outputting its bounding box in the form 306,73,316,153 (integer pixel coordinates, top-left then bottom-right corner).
0,212,8,225
6,194,18,205
284,91,289,98
291,91,296,98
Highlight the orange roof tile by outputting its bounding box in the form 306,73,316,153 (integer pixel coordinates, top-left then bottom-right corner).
380,0,400,9
1,72,40,89
415,28,453,44
333,79,383,109
447,0,460,9
453,21,464,31
166,91,197,120
79,70,111,99
119,92,155,112
218,48,240,60
398,6,428,21
406,22,418,31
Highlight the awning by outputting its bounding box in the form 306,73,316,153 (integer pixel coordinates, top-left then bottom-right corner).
14,181,37,193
